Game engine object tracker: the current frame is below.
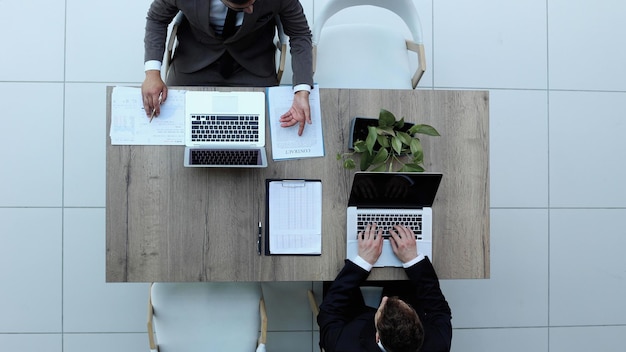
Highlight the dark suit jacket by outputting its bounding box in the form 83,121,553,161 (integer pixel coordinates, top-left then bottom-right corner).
144,0,313,86
318,259,452,352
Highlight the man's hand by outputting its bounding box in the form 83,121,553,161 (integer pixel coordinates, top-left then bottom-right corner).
279,90,311,136
388,225,418,263
141,70,168,118
357,223,383,265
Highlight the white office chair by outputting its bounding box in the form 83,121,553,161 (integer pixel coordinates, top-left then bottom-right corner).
147,282,267,352
312,0,426,89
162,12,288,83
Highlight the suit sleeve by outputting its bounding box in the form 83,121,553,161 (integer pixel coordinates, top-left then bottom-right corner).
144,0,180,63
318,260,370,350
405,258,453,351
278,0,314,87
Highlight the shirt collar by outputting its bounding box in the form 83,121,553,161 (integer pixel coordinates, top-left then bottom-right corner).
377,340,387,351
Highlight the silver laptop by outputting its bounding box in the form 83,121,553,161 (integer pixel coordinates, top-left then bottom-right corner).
183,91,268,168
346,172,443,267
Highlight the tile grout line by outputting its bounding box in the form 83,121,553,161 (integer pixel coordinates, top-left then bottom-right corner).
61,0,68,350
545,0,551,349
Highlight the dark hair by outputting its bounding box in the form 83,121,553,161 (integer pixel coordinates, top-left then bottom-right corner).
228,0,252,5
377,297,424,352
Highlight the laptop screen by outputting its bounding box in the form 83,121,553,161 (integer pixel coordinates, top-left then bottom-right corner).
347,172,443,209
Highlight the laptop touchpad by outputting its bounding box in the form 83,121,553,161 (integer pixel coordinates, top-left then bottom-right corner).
212,95,238,113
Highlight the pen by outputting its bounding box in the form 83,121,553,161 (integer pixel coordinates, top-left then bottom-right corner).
149,93,162,123
257,221,262,255
149,107,156,123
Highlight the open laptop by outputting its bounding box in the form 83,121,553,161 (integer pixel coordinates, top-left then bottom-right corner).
183,91,268,167
346,172,443,267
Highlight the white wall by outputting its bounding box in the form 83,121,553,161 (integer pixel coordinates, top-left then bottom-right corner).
1,0,626,351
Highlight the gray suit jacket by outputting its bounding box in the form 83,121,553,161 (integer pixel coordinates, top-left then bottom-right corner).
144,0,313,87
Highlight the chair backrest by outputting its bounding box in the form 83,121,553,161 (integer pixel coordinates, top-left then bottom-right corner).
312,0,426,89
148,282,265,352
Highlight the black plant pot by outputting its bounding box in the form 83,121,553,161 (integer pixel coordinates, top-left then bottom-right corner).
348,117,415,151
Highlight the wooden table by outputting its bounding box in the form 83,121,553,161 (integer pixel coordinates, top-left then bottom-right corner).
106,87,489,282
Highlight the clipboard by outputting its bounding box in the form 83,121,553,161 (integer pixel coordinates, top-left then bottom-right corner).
265,179,322,255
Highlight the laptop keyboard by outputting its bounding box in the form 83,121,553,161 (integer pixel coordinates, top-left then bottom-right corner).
357,213,423,240
190,114,260,143
189,149,260,166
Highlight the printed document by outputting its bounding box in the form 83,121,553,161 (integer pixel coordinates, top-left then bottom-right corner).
109,86,186,145
266,84,324,160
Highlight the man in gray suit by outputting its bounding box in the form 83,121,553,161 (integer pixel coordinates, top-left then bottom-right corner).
142,0,314,136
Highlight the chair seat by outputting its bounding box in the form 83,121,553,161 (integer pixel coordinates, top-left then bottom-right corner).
315,24,413,89
151,282,262,352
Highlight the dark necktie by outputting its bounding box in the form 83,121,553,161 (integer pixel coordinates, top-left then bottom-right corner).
222,8,238,39
219,9,238,78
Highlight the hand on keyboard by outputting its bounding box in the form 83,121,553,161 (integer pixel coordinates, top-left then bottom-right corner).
357,223,384,265
388,225,418,263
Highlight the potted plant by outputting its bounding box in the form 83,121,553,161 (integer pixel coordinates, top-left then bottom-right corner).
337,109,440,172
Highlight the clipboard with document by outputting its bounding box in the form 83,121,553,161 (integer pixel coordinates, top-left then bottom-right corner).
265,179,322,255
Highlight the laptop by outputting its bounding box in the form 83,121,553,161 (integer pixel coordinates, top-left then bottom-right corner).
346,172,443,267
183,91,268,167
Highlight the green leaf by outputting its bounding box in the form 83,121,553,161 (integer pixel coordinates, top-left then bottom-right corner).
371,148,389,165
394,117,405,129
359,150,373,171
400,163,425,172
412,153,424,165
391,136,402,155
410,138,423,157
397,131,413,146
377,126,395,136
343,158,356,169
378,109,396,127
409,124,441,136
366,126,378,153
371,163,388,172
336,153,342,160
353,140,367,153
377,135,390,148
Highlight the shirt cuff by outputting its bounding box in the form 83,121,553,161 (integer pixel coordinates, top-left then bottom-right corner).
145,60,162,72
351,256,373,272
293,84,311,93
402,253,425,268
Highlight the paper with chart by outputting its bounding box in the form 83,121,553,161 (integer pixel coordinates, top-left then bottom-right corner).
266,84,324,160
110,86,186,145
267,180,322,255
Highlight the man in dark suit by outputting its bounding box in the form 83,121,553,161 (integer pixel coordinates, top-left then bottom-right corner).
142,0,314,135
319,224,452,352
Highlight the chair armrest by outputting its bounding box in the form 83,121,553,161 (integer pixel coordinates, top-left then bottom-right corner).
274,16,288,83
307,290,319,317
406,40,426,89
163,11,184,81
258,297,268,346
276,43,287,83
147,284,159,352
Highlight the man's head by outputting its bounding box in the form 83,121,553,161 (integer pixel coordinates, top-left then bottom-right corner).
221,0,256,14
374,296,424,352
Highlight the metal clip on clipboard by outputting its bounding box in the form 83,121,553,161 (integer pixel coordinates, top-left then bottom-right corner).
280,180,306,187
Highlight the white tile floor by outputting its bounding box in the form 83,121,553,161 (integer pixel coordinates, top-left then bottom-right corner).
2,0,626,351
